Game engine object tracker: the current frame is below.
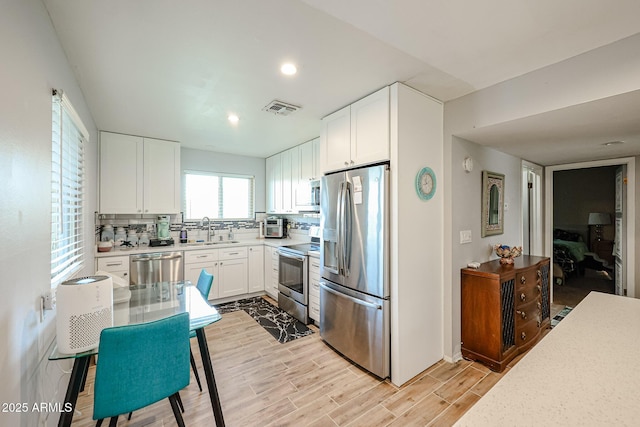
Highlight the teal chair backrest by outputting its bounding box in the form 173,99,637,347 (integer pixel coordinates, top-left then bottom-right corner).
93,312,191,420
196,268,214,300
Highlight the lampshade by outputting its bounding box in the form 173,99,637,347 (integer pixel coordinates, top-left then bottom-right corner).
588,212,611,226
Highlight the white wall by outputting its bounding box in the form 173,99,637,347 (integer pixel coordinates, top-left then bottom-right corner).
0,1,97,425
445,33,640,135
448,137,523,360
442,33,640,361
181,147,266,213
389,83,444,385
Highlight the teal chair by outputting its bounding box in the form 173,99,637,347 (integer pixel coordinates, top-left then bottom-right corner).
190,269,214,392
93,312,190,427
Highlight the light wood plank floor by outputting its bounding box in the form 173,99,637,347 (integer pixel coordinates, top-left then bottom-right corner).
69,300,555,426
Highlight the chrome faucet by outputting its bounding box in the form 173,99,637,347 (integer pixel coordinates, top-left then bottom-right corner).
201,217,213,242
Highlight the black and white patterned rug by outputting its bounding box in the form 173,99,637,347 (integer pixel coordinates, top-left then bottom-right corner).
214,297,313,344
551,306,573,328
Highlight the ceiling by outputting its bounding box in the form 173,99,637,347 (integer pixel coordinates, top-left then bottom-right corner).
43,0,640,163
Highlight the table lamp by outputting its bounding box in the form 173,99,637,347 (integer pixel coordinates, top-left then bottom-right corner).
588,212,611,241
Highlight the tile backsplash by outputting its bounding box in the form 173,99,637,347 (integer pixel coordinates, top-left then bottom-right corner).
95,212,320,242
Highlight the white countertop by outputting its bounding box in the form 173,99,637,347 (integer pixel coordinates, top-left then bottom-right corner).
95,236,311,258
455,292,640,426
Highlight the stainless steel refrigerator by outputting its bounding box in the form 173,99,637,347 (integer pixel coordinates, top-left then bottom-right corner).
319,163,390,379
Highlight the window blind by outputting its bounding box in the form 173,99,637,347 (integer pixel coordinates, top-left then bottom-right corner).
51,90,88,287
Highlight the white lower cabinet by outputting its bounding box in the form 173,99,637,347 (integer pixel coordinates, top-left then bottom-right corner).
184,249,219,300
263,246,279,299
248,245,264,293
218,247,248,298
104,243,275,303
96,256,130,283
308,255,321,323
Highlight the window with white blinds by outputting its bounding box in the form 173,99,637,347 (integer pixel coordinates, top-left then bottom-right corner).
183,171,255,220
51,90,88,287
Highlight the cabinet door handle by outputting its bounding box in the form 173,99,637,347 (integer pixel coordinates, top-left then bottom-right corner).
197,255,209,258
227,252,239,256
520,293,526,302
106,262,122,267
520,276,526,284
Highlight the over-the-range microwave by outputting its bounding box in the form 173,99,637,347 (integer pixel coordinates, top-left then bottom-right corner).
295,179,320,212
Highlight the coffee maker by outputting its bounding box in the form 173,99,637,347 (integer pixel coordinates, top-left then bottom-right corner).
150,215,174,246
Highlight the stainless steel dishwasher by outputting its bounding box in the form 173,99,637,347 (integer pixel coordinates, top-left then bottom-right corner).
129,251,184,286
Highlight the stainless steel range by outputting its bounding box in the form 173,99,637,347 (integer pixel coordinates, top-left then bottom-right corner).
277,238,320,324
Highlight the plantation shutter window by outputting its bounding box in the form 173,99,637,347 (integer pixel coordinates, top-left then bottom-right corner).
51,89,88,287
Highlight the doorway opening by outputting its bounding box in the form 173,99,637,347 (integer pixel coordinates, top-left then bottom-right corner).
545,158,636,310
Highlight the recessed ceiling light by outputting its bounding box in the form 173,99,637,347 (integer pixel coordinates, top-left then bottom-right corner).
602,140,624,146
280,63,297,76
228,114,239,124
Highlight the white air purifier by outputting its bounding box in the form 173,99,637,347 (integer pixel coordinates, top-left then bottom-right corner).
56,275,114,354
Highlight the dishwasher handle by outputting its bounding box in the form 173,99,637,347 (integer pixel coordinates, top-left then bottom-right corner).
131,253,183,262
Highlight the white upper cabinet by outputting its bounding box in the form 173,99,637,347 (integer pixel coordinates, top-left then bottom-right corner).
266,142,316,214
320,105,351,173
320,86,390,173
100,132,143,214
143,137,181,214
265,153,281,214
100,132,180,214
298,137,320,182
281,148,294,213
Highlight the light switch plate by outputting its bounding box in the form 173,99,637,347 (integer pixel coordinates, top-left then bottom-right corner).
460,230,472,244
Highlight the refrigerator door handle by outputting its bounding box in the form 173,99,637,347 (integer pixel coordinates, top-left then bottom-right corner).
343,181,351,277
320,282,382,310
337,181,346,276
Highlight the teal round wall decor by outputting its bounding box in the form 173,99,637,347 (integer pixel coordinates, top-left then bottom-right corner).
415,167,436,200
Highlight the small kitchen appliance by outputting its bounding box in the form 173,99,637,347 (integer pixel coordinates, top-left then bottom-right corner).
151,215,174,246
56,275,114,354
156,215,171,239
263,218,288,238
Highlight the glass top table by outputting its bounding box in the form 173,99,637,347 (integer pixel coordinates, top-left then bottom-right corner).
50,281,225,427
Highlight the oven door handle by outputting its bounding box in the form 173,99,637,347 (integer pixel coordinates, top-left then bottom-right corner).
277,251,306,262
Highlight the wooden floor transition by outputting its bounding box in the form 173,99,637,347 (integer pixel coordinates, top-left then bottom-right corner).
68,300,553,426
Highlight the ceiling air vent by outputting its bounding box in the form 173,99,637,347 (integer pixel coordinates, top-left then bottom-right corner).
262,100,301,116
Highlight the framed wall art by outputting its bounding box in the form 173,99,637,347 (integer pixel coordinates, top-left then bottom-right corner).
482,170,505,237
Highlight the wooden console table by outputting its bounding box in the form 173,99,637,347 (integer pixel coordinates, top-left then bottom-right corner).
461,256,550,372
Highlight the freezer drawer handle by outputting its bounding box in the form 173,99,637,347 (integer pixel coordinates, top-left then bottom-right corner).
320,282,382,310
